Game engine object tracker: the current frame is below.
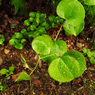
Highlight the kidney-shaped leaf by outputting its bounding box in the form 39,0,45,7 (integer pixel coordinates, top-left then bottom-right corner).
15,72,31,82
56,0,85,26
40,40,67,63
48,50,86,82
63,21,84,36
32,35,53,55
84,0,95,5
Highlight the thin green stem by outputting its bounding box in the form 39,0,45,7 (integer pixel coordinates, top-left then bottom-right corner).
29,59,39,76
28,67,33,72
54,25,63,41
39,53,57,59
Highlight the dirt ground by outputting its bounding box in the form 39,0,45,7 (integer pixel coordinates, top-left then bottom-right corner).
0,0,95,95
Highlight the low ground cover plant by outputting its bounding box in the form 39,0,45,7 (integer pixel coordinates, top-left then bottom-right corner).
0,66,14,77
83,48,95,64
9,32,26,49
22,11,63,39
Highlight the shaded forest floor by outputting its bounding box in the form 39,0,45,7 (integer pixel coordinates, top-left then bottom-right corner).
0,0,95,95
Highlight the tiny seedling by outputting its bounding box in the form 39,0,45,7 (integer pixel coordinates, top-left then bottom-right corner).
15,54,39,81
83,48,95,64
21,11,63,39
9,32,26,49
0,66,14,77
0,34,5,46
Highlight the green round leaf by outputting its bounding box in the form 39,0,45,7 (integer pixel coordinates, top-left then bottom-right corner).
9,39,16,45
48,50,86,82
41,21,47,26
49,15,55,22
87,51,93,57
56,0,85,26
33,22,39,27
14,43,23,49
51,23,57,28
36,17,40,24
40,40,67,63
0,38,5,45
45,24,50,30
29,12,35,17
30,25,36,31
21,39,26,43
21,29,28,36
9,66,14,71
59,18,64,23
82,48,88,54
21,29,27,34
84,0,95,5
38,27,46,34
29,17,34,22
0,68,7,75
32,35,53,55
36,12,40,18
14,32,23,38
63,21,84,36
40,13,46,19
89,57,95,64
92,51,95,57
24,19,30,26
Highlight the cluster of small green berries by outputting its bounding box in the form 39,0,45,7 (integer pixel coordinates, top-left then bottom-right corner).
22,11,64,39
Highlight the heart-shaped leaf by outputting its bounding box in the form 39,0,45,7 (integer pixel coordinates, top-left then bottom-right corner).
84,0,95,5
32,35,53,55
56,0,85,26
40,40,67,63
63,21,84,36
15,72,31,81
48,50,86,82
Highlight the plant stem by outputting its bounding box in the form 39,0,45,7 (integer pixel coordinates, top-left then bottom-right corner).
29,59,39,76
39,53,57,59
54,25,63,41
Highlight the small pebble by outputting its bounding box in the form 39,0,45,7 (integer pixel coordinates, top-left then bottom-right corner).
76,43,84,48
4,49,10,54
